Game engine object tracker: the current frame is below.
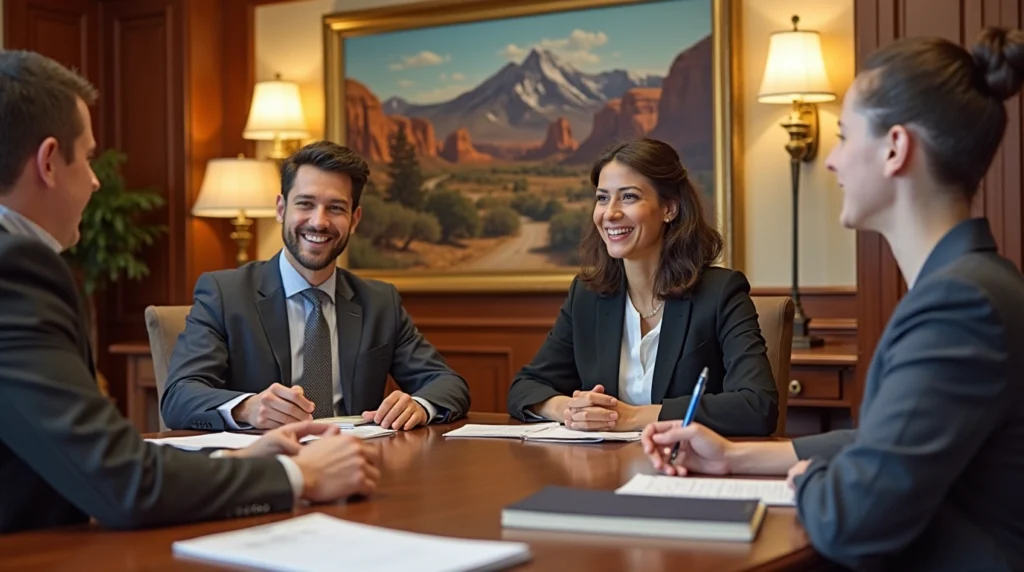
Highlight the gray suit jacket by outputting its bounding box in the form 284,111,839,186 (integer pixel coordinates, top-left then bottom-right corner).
160,253,470,430
791,219,1024,571
0,229,294,534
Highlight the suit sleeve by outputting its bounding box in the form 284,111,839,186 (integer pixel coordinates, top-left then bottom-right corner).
387,286,471,422
658,271,779,436
507,278,582,421
792,277,1009,569
0,239,294,530
160,273,248,430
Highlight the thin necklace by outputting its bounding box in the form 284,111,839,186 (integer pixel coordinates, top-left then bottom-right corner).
640,300,664,319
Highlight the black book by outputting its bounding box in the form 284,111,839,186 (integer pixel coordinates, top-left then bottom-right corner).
501,486,766,542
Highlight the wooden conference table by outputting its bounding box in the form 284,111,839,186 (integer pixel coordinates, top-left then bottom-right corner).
0,413,825,571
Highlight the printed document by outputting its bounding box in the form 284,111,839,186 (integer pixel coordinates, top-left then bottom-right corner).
443,423,640,443
146,426,395,451
616,474,795,507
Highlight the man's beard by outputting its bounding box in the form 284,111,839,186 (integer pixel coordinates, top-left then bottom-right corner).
283,224,349,271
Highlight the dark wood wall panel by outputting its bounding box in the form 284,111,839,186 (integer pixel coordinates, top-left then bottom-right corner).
854,0,1024,401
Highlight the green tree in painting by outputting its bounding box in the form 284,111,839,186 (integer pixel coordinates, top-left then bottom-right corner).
386,123,425,210
425,188,480,243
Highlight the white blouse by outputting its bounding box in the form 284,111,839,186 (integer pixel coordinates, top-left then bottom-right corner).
618,294,662,405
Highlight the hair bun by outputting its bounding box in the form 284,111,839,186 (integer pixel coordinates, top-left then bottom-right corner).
972,27,1024,102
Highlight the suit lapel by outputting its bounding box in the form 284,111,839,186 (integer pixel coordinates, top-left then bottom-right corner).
335,273,361,415
651,297,691,404
256,254,293,385
595,289,625,398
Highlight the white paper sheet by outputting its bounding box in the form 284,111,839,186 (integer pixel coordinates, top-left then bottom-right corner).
172,513,531,572
146,426,395,451
615,474,795,506
442,423,640,443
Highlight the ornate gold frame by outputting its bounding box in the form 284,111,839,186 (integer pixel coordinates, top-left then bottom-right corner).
323,0,740,293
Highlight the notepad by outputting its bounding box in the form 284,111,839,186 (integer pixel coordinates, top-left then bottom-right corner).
146,426,395,451
442,423,641,443
615,474,795,507
172,513,532,572
314,415,370,427
502,485,765,542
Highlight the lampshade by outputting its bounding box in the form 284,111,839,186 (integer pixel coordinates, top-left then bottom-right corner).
242,76,311,140
757,17,836,104
192,156,280,218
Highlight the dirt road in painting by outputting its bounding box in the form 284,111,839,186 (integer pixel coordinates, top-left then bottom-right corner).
465,218,557,270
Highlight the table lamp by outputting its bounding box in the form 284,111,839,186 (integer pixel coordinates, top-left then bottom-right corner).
192,155,280,266
242,73,311,160
757,14,835,349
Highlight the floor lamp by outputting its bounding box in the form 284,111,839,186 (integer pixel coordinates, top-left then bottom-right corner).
757,15,835,349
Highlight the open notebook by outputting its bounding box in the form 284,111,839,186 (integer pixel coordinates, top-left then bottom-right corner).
173,513,531,572
146,426,395,451
615,474,795,507
443,422,640,443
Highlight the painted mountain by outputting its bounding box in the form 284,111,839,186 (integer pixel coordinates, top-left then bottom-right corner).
344,35,712,170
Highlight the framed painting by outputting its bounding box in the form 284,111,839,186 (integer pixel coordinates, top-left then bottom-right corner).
323,0,739,292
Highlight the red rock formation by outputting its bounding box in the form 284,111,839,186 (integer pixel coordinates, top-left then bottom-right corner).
562,99,622,164
617,88,661,139
523,117,578,160
440,128,492,163
475,142,535,161
388,115,437,158
345,78,391,163
649,35,713,170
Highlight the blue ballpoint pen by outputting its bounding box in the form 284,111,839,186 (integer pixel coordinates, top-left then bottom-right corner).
668,366,708,465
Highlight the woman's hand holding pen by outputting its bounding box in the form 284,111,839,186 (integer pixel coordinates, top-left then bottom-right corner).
640,421,733,476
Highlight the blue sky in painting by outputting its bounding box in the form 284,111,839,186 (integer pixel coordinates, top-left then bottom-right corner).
343,0,710,104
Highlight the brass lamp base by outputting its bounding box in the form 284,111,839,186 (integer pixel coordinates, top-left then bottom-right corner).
229,214,254,266
266,135,302,161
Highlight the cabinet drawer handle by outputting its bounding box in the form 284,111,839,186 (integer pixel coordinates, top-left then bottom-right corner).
788,379,803,396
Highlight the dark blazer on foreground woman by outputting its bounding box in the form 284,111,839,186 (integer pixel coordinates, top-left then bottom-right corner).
507,267,779,436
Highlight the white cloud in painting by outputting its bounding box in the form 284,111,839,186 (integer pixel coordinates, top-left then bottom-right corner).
500,29,609,67
449,72,466,81
412,83,470,104
388,50,450,71
397,79,415,87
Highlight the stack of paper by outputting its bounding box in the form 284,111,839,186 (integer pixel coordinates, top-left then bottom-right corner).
443,423,640,443
172,513,532,572
146,426,395,451
615,474,795,507
313,415,369,427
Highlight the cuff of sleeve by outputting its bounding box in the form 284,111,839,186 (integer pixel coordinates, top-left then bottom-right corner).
411,396,440,423
275,454,304,502
523,409,549,422
216,393,255,430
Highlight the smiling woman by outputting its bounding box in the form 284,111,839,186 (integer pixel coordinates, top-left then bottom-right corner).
506,137,779,437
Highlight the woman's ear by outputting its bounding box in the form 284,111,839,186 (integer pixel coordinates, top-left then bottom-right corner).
664,202,679,223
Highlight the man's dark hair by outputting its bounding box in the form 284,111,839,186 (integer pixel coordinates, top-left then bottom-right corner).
280,141,371,207
0,50,98,195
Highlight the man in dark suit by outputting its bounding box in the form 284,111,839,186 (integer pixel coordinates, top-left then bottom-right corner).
0,51,380,534
160,141,470,432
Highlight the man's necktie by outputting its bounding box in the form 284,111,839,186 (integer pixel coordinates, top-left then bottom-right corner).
299,288,335,419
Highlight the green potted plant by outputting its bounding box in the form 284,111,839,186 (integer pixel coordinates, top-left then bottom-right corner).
62,148,167,395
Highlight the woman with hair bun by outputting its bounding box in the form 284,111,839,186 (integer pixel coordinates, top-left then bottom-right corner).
642,27,1024,570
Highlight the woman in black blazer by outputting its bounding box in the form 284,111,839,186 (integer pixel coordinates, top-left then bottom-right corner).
507,138,778,436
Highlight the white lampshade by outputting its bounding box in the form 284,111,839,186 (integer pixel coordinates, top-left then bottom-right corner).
192,156,280,218
757,18,836,104
242,76,311,140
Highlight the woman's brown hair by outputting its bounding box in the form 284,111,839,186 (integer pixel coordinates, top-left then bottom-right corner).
578,137,722,298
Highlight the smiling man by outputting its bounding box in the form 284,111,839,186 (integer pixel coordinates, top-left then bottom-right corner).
161,141,470,432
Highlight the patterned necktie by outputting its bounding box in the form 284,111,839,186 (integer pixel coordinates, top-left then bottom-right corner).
298,288,335,419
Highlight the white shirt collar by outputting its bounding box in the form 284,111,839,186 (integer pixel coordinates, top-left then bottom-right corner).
278,249,337,303
0,204,63,253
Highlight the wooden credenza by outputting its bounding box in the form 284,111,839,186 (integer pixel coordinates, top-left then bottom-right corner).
112,341,857,436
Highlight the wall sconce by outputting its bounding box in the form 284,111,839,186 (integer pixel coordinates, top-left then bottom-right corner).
243,73,311,160
758,15,835,349
192,155,281,266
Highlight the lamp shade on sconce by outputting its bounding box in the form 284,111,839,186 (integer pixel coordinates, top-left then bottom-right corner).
242,77,311,141
757,19,836,104
192,156,280,218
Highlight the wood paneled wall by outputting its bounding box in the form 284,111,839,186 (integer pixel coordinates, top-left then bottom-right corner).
853,0,1023,384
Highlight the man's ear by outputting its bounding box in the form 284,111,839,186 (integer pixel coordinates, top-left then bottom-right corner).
276,195,286,223
350,205,363,234
882,125,913,178
35,137,60,188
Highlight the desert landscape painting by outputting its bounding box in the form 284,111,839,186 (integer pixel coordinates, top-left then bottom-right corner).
337,0,715,272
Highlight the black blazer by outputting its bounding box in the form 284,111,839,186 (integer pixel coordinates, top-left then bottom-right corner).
161,253,470,431
790,218,1024,570
0,228,294,534
507,267,779,436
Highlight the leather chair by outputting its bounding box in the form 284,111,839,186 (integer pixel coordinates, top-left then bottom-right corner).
143,305,192,431
751,296,795,436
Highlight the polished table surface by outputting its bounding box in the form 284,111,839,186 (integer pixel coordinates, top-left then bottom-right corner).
0,413,824,571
